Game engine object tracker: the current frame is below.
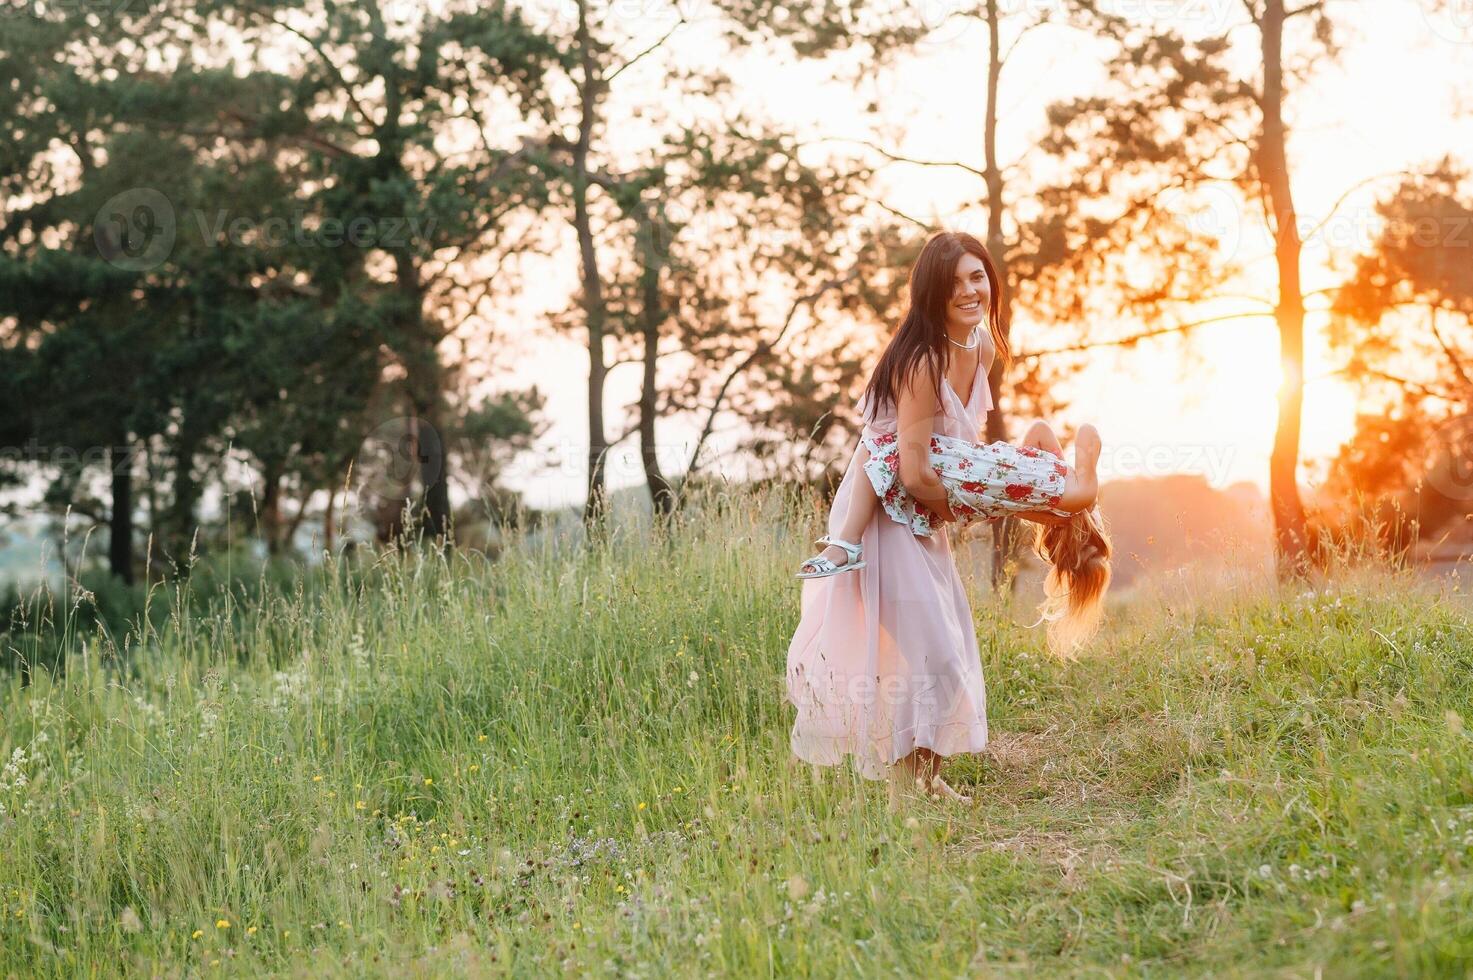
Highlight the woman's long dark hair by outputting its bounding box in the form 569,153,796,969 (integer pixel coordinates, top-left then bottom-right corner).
860,231,1010,424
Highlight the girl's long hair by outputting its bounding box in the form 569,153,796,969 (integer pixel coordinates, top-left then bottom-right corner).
860,231,1010,424
1033,507,1113,657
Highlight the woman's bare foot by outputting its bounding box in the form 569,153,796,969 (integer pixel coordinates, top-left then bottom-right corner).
923,773,973,804
890,749,973,804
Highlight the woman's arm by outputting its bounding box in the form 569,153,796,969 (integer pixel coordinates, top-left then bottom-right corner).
895,359,957,522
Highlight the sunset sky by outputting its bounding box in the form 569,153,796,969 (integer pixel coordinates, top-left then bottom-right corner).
492,1,1473,510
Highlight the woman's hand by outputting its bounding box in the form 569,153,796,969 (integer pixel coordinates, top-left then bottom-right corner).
922,494,959,524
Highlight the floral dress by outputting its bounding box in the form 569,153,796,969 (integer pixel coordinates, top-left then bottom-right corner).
861,430,1073,537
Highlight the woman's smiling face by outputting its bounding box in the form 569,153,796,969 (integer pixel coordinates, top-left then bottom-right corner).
948,252,990,330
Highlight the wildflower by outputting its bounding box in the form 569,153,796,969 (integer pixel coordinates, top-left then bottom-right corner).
312,775,323,783
356,800,366,810
216,919,230,929
424,778,434,786
246,926,257,936
478,734,488,742
192,929,204,939
637,802,647,811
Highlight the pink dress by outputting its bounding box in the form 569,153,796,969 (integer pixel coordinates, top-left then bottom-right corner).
785,363,991,779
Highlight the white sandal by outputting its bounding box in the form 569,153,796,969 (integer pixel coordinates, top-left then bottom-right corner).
796,535,867,579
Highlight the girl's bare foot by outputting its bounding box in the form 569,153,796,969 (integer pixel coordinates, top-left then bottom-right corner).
1075,422,1101,476
1060,423,1101,511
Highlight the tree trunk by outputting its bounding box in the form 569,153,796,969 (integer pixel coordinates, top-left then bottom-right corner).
372,47,450,548
1259,0,1312,577
108,442,134,585
387,241,451,545
167,426,201,572
260,467,283,556
638,205,676,517
574,0,610,530
982,0,1018,590
416,400,452,544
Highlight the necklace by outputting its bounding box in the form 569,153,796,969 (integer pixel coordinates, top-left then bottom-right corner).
947,325,980,350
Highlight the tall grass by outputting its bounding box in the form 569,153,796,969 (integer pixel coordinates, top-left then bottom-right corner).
2,482,1473,976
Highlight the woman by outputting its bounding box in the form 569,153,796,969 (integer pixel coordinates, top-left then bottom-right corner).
785,230,1102,802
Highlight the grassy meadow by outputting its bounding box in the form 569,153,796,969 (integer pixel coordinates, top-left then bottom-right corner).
3,484,1473,976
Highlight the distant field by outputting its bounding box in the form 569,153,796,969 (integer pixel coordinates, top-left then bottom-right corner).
0,518,61,589
2,483,1472,976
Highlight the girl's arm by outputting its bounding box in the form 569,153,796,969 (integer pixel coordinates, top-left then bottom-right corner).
895,359,956,523
1014,510,1070,527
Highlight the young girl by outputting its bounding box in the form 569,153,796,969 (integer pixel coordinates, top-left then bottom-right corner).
797,421,1112,655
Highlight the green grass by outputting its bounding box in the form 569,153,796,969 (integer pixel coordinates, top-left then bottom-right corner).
3,483,1473,976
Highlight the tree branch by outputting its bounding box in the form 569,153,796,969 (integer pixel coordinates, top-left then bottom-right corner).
684,270,861,479
798,136,985,179
1429,305,1473,392
606,16,686,84
1016,310,1275,359
250,9,378,133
